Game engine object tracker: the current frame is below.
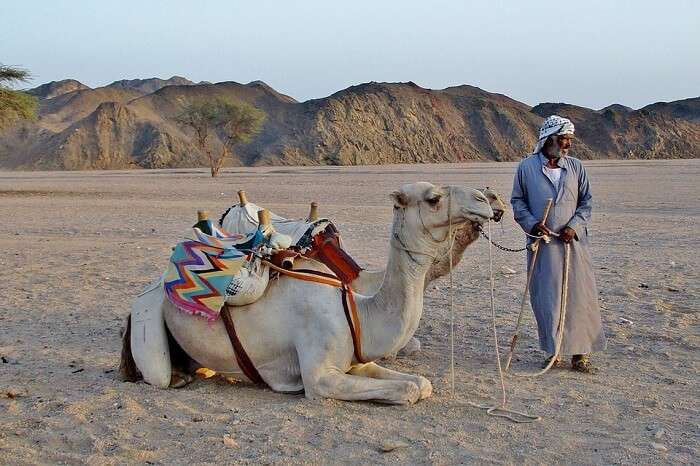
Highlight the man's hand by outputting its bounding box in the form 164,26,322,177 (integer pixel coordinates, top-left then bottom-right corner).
559,226,577,243
531,222,554,237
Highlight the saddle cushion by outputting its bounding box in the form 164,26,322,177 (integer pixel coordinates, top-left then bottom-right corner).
164,223,267,320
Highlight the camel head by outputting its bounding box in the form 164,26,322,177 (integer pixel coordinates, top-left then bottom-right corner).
390,182,493,257
480,187,506,223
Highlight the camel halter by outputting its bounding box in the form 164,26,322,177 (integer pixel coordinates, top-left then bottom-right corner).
391,188,458,264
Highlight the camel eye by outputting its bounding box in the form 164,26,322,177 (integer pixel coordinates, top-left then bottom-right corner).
427,196,441,206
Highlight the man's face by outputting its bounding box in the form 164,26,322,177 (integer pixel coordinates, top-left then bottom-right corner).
543,134,574,158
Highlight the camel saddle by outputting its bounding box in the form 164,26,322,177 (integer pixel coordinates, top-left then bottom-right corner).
270,224,362,285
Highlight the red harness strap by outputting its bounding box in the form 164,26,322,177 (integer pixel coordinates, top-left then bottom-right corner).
220,305,268,387
219,259,368,386
340,284,364,363
264,261,367,363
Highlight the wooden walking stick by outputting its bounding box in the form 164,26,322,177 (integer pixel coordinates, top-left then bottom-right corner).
504,198,553,371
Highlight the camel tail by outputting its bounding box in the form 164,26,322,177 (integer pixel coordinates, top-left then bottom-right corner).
119,314,142,382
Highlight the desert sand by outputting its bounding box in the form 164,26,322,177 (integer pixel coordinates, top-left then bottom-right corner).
1,159,698,464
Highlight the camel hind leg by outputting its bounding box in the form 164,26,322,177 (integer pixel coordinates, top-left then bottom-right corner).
119,311,196,388
128,290,172,388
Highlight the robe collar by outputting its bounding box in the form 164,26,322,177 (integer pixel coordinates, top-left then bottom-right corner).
537,152,571,203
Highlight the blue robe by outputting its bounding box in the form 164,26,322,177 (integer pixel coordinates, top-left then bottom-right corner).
510,153,606,355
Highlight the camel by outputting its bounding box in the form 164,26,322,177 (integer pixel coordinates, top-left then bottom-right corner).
220,187,506,356
122,182,493,404
220,188,506,295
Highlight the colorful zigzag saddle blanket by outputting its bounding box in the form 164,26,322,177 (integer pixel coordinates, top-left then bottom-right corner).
164,222,262,320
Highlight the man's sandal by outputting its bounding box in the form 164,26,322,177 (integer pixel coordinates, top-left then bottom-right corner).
541,354,561,369
571,354,597,373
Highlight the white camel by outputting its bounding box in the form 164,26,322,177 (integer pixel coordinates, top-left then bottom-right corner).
220,188,506,295
122,182,493,404
220,187,506,356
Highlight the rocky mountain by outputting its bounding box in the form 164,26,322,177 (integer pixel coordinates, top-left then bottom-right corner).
532,102,700,159
642,97,700,123
2,78,699,170
599,104,633,113
37,86,144,132
27,79,90,100
106,76,194,94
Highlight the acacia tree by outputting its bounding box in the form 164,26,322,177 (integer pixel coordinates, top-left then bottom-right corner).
175,98,264,177
0,65,38,131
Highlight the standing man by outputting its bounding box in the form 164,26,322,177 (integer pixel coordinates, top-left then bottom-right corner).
510,115,606,373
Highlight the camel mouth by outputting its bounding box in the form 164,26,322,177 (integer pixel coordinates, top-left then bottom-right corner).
461,210,492,225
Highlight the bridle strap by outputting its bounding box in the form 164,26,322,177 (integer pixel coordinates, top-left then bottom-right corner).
417,187,454,243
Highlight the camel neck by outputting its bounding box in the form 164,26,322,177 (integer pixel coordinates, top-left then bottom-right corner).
357,215,440,360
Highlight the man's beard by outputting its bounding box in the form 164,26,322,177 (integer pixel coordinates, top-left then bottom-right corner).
544,149,561,159
544,145,567,159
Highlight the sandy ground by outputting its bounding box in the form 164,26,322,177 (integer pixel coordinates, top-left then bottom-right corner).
0,160,698,465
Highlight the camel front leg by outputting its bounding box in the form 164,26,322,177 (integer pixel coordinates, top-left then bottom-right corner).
348,362,432,400
307,368,422,405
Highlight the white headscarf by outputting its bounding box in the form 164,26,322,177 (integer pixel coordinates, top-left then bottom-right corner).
532,115,575,154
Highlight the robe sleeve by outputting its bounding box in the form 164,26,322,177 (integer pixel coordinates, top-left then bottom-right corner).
566,163,593,235
510,163,539,234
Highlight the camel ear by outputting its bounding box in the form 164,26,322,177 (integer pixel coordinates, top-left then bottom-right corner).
390,190,409,207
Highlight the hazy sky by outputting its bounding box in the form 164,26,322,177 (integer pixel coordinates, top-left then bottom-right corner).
3,0,698,109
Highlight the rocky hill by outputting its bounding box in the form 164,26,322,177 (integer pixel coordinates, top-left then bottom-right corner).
2,78,698,169
532,101,700,160
642,97,700,123
26,79,90,100
106,76,195,94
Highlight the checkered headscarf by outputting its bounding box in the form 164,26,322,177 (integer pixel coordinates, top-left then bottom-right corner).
532,115,575,154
